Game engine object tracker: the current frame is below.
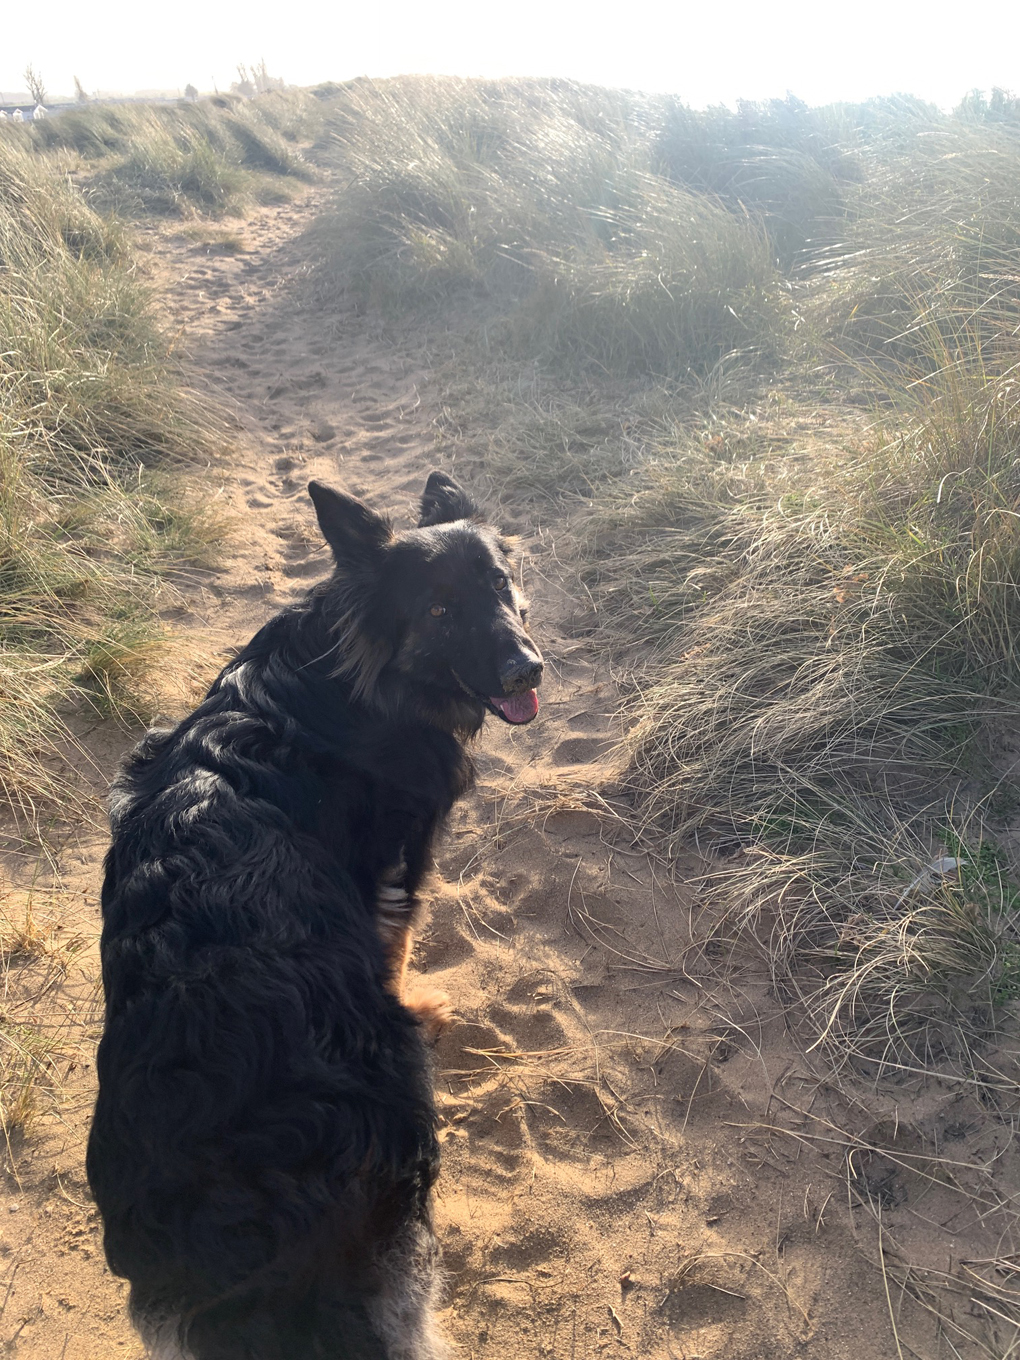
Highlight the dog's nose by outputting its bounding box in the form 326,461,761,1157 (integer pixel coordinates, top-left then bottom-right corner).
500,653,544,695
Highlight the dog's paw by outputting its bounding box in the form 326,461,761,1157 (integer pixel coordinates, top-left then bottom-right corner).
404,984,455,1040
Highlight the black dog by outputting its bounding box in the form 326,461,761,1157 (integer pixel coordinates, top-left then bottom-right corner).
87,473,542,1360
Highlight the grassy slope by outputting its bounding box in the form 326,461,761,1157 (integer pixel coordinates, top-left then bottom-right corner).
313,76,1020,1350
315,74,1020,1059
0,91,324,828
25,89,321,215
0,87,327,1140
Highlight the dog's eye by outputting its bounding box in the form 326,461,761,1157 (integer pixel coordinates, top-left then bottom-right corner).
493,573,509,591
429,604,446,618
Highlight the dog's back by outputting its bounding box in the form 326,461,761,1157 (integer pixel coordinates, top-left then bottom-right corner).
90,652,448,1359
88,475,542,1359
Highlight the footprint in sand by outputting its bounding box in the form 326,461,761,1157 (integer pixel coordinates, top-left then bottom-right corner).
565,709,609,733
441,1099,527,1177
485,1222,573,1273
291,372,328,393
660,1281,748,1334
279,547,329,578
549,735,611,765
436,1018,511,1074
416,910,478,971
528,1078,618,1154
361,431,399,450
487,998,569,1051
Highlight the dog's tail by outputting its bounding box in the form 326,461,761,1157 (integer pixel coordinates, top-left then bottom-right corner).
135,1220,448,1360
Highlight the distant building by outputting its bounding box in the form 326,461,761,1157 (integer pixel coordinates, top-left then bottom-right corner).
0,102,68,121
0,92,199,126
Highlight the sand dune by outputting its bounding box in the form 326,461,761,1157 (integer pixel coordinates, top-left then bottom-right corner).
0,189,992,1360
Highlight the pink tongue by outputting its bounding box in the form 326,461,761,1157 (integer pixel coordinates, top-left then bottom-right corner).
490,690,539,724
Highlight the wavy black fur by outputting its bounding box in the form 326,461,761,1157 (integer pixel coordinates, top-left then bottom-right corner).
87,474,542,1359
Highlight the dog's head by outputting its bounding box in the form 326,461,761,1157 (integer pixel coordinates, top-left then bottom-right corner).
308,473,543,734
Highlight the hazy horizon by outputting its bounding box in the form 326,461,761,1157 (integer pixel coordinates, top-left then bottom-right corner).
4,0,1020,113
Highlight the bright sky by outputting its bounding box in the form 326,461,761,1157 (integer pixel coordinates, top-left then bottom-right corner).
2,0,1018,110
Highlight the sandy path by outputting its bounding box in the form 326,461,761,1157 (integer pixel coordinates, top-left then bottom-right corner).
0,191,976,1359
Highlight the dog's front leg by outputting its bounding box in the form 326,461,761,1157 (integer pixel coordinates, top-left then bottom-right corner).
377,864,454,1039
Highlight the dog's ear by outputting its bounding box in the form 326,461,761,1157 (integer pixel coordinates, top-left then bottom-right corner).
419,471,480,527
308,482,392,562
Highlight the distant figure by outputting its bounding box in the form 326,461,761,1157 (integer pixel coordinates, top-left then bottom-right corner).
12,109,23,122
32,104,47,120
0,111,8,121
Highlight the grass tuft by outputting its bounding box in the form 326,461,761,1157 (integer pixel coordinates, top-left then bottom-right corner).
578,340,1020,1087
316,78,791,379
0,888,87,1143
0,130,226,826
20,90,322,218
